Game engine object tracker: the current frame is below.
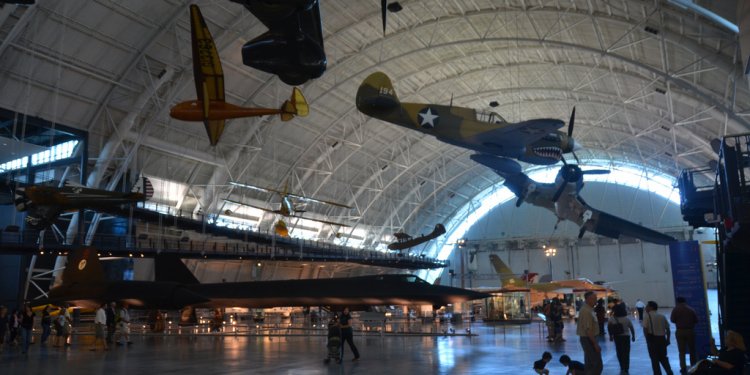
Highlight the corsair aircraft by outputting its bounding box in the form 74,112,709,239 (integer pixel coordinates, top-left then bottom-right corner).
169,5,308,146
471,154,677,245
356,71,580,165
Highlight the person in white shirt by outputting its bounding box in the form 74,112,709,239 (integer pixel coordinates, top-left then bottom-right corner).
577,291,602,374
635,299,646,321
117,303,132,346
91,303,108,351
642,301,673,375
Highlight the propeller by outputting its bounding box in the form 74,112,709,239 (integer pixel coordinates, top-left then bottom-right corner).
381,0,387,34
566,107,582,163
552,164,610,202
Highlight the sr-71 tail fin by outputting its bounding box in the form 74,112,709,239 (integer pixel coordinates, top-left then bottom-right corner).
61,248,106,287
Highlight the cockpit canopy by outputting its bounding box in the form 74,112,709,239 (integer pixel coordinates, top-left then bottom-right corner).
475,111,506,124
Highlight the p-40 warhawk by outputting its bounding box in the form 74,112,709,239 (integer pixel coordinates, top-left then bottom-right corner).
40,248,490,310
471,154,676,245
227,181,352,236
169,5,308,146
8,177,153,229
356,72,580,165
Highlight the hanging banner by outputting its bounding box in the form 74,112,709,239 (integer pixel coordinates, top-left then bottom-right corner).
669,241,712,359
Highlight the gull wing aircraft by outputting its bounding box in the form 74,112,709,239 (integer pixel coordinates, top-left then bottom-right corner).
471,154,677,245
169,5,309,146
356,72,580,165
227,180,352,235
40,248,490,310
9,177,153,229
388,223,446,251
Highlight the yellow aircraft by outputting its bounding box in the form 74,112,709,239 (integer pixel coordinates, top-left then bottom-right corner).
169,5,309,146
227,181,351,237
490,254,611,293
356,72,579,165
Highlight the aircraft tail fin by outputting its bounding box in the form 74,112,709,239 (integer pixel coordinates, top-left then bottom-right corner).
356,71,400,113
489,254,526,288
61,248,106,287
131,177,154,200
280,87,309,121
155,254,199,284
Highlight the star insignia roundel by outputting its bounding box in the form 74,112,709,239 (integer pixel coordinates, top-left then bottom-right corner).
417,107,439,129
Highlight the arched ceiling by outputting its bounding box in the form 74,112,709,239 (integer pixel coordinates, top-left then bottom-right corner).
0,0,747,248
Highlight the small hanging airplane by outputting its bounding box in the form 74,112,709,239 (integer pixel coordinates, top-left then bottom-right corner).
227,180,352,236
169,5,309,146
6,177,153,229
356,71,580,165
471,154,677,245
388,223,446,251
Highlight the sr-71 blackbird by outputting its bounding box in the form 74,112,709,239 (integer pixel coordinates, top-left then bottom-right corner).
356,71,580,165
471,154,676,245
4,177,152,229
40,248,490,310
169,5,308,146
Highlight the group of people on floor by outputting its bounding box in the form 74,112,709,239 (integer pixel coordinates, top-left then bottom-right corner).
0,301,133,354
90,302,133,351
0,303,73,354
569,291,747,375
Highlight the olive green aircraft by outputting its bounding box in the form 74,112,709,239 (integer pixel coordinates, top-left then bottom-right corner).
356,72,580,165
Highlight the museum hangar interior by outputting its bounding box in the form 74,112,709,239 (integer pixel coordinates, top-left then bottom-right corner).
0,0,749,373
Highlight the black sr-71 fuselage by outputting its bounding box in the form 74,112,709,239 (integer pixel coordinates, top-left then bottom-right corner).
41,248,488,310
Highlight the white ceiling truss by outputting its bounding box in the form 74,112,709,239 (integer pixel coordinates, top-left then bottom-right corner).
0,0,747,250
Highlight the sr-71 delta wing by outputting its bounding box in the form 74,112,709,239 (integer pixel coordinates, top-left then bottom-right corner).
169,5,308,146
471,154,676,245
356,71,580,166
39,248,489,310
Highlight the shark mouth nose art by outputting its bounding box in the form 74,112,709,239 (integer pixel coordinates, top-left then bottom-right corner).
532,146,562,160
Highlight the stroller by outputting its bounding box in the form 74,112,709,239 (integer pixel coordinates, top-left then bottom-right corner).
324,317,342,364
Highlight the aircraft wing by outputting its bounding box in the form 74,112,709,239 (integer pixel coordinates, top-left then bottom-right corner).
475,119,564,151
224,199,279,214
470,154,555,210
288,214,350,227
189,5,224,104
285,192,351,209
582,203,677,245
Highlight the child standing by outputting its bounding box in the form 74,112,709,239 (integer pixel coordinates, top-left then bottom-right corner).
324,316,342,364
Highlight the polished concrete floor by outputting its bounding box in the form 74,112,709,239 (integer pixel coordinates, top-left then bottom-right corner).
2,317,687,374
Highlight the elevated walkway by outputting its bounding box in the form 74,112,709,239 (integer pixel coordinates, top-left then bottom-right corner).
0,208,447,270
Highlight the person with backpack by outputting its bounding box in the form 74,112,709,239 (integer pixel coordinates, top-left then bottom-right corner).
608,301,636,373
